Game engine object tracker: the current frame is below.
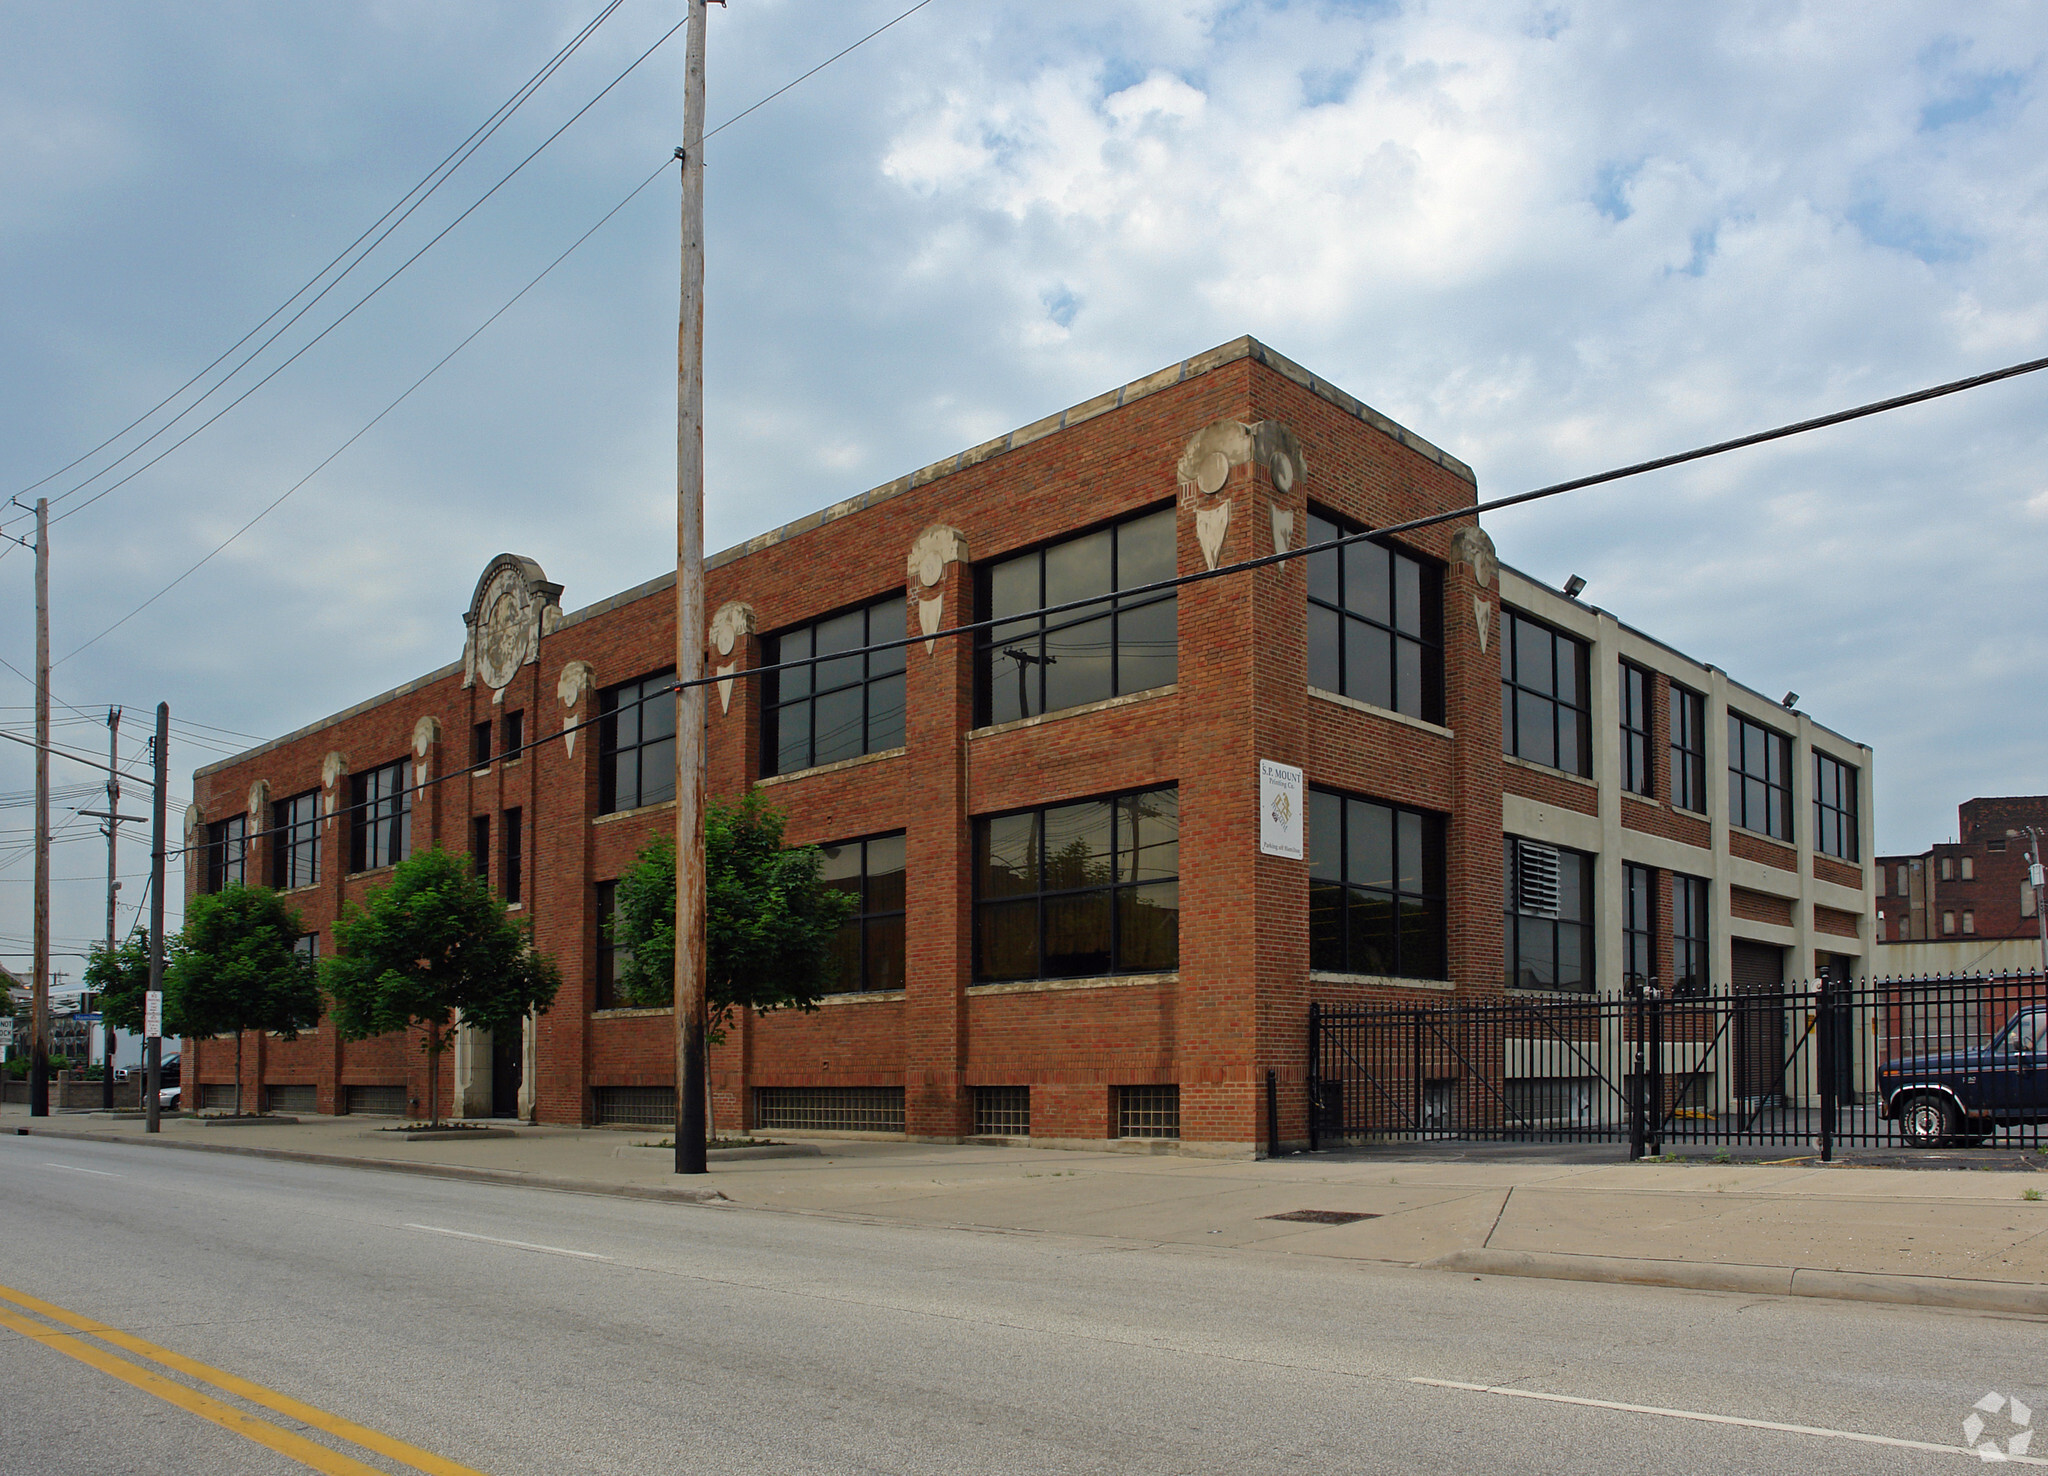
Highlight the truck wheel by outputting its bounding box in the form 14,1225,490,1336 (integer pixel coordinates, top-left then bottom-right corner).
1899,1094,1958,1148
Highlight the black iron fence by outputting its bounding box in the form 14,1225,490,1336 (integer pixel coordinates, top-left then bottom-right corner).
1308,973,2048,1158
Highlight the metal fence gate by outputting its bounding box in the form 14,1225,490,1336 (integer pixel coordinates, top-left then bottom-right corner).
1308,972,2048,1157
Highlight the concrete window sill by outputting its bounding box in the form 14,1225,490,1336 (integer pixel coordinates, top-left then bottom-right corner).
1306,687,1453,740
755,745,906,789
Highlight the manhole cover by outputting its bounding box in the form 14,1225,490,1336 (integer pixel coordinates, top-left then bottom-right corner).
1263,1209,1379,1224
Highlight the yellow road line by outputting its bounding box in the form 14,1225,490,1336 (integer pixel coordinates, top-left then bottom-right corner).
0,1281,487,1476
0,1303,387,1476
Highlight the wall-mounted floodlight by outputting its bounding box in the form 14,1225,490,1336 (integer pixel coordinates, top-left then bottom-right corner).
1562,575,1587,599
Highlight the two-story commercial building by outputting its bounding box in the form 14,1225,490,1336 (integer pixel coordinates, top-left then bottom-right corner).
182,336,1875,1153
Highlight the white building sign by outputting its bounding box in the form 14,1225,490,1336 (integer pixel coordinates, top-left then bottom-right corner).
144,991,163,1040
1259,759,1304,860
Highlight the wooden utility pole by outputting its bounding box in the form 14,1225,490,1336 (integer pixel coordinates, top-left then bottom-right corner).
145,703,167,1133
30,498,49,1118
674,0,710,1175
100,708,119,1109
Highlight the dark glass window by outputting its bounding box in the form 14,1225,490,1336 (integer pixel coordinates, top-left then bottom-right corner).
204,815,246,893
1623,862,1655,987
1728,713,1793,840
977,507,1176,727
599,671,676,815
1304,510,1444,723
1500,609,1590,776
762,595,906,776
471,720,492,769
502,709,524,760
1620,663,1653,797
294,933,319,964
1504,837,1594,993
1668,684,1706,812
270,790,319,890
974,786,1178,981
1307,788,1447,979
1814,752,1859,862
1672,873,1710,996
349,758,411,872
816,832,906,993
471,815,491,887
502,807,522,905
594,880,622,1009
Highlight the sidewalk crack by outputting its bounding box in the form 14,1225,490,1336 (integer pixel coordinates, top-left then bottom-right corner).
1482,1186,1513,1249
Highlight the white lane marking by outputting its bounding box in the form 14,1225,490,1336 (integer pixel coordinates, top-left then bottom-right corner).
44,1164,121,1177
402,1223,611,1261
1411,1379,2048,1465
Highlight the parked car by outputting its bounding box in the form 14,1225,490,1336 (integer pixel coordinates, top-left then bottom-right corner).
1880,1007,2046,1146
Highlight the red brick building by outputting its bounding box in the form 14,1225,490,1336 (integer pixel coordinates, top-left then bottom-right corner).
183,337,1874,1152
1876,796,2048,952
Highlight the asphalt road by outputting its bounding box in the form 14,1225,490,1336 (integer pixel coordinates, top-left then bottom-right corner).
0,1134,2039,1475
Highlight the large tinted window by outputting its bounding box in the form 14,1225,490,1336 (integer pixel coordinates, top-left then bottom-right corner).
205,815,246,893
1501,609,1590,776
1623,862,1655,986
1728,713,1792,840
1504,837,1594,992
1672,873,1710,996
763,595,906,776
975,787,1178,981
349,759,410,872
1307,788,1446,980
817,832,906,993
978,508,1176,726
1304,511,1443,723
599,671,676,815
1668,683,1706,812
1814,752,1859,861
1620,664,1653,797
271,791,319,890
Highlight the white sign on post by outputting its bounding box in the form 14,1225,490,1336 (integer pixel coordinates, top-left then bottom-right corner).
1259,759,1305,860
0,1018,14,1050
144,991,163,1040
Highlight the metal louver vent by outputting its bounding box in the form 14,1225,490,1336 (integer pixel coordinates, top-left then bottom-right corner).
1516,840,1562,917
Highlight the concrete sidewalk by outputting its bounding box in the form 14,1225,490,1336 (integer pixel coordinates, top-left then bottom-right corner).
9,1102,2047,1316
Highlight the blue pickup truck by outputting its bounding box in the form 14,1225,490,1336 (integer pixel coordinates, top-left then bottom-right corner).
1880,1007,2046,1147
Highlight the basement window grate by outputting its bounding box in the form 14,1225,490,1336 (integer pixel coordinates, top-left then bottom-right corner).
343,1084,408,1116
264,1084,316,1115
1117,1084,1180,1139
197,1083,239,1112
973,1085,1030,1136
754,1086,904,1134
593,1086,675,1126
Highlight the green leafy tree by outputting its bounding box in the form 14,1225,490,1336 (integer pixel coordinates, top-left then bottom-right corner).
169,885,324,1114
85,931,162,1038
610,794,857,1022
322,846,560,1125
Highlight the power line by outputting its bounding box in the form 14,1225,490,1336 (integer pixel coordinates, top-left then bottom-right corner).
7,0,627,512
701,0,940,143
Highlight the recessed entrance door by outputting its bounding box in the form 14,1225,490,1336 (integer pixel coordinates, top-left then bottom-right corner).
1731,940,1786,1103
490,1026,522,1119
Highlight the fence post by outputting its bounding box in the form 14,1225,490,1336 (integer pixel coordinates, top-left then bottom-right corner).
1627,981,1645,1161
1412,1007,1425,1138
1307,1003,1320,1153
1816,973,1836,1163
1647,980,1663,1158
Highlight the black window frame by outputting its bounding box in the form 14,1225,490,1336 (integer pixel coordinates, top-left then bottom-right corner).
598,670,677,816
1504,836,1595,994
976,505,1177,728
1304,508,1445,724
1668,683,1706,812
1728,713,1793,841
204,815,246,894
470,720,492,769
1623,862,1655,987
270,790,320,890
1672,873,1710,997
816,831,906,993
349,758,411,873
973,785,1179,982
471,814,491,888
1307,786,1448,981
1500,608,1591,777
1620,663,1654,797
1813,751,1859,862
762,594,907,777
502,807,523,905
502,709,524,761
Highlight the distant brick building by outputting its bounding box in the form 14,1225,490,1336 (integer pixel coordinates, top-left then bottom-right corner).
182,337,1874,1153
1877,796,2048,951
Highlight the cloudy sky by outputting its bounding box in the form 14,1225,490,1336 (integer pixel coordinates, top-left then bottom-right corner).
3,0,2044,975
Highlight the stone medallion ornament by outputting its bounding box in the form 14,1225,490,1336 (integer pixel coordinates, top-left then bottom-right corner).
462,555,564,695
1451,526,1499,655
906,526,968,654
709,602,756,714
1176,420,1305,572
557,660,595,757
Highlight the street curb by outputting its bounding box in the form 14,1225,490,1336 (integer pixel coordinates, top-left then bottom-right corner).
1422,1248,2048,1315
14,1126,729,1206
